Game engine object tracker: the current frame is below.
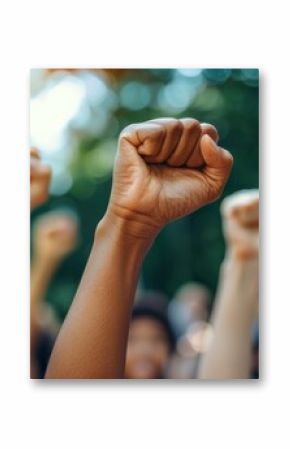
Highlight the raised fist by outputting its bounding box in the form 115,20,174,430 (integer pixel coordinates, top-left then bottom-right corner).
33,212,79,263
221,189,259,260
30,148,51,209
108,118,233,238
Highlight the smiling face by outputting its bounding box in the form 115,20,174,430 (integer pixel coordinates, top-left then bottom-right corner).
124,317,171,379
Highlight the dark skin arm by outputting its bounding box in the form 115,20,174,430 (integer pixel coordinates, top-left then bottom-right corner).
45,118,233,379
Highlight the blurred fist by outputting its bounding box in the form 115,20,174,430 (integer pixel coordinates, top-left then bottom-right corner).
33,212,78,262
221,190,259,260
30,148,51,209
108,118,233,238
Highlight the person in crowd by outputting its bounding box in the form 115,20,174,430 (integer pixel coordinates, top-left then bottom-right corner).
167,282,211,379
199,189,259,379
125,292,175,379
169,283,210,337
30,211,79,378
45,117,233,379
167,321,213,379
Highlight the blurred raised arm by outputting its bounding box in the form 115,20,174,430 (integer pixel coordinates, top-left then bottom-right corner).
30,212,78,375
199,190,259,379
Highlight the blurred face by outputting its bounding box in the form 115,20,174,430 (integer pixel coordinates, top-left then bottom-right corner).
125,317,171,379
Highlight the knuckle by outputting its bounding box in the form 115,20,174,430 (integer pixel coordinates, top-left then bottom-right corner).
202,123,219,141
168,119,183,134
182,118,200,133
154,125,166,140
119,124,135,140
208,124,218,134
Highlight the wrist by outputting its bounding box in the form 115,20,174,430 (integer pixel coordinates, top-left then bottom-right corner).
33,251,62,268
226,246,259,262
220,253,259,322
97,208,159,249
31,252,63,282
222,251,259,282
93,212,152,295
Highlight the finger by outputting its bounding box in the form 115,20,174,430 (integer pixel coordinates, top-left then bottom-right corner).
186,123,218,168
200,135,233,201
167,119,201,167
223,190,259,227
235,202,259,227
201,134,233,172
200,123,219,142
144,118,183,164
119,122,165,162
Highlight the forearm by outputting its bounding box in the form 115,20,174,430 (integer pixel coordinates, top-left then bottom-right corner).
45,214,153,379
199,255,259,379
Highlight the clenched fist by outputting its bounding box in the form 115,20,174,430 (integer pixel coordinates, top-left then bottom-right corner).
107,118,233,238
221,190,259,260
33,212,79,263
30,148,51,209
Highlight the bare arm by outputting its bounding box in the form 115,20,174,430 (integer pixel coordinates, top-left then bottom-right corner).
46,118,233,379
199,190,259,379
45,215,152,378
199,257,258,379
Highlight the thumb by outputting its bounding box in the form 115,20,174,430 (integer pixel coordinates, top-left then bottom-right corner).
200,134,233,172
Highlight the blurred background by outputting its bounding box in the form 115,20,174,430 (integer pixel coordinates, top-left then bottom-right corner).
30,68,259,377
